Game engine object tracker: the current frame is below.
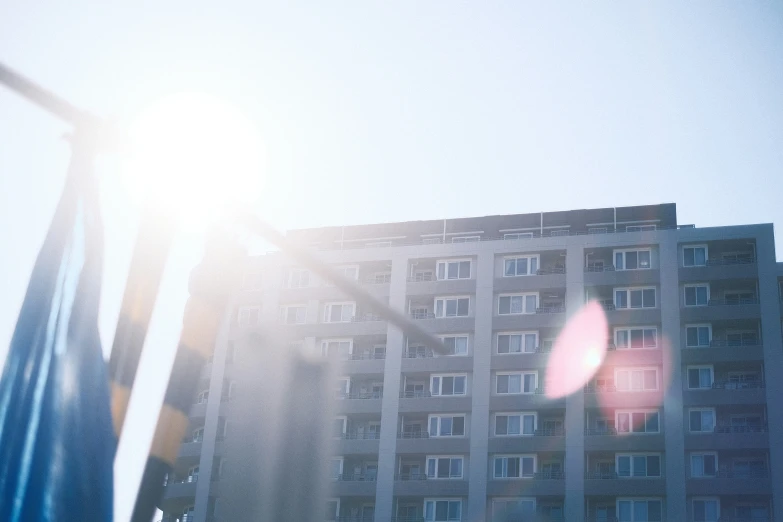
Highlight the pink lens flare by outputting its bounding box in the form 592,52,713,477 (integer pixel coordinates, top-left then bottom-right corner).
545,301,609,399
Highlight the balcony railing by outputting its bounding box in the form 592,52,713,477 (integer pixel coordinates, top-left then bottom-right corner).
336,473,377,482
583,384,617,393
536,266,566,275
407,273,435,282
398,431,430,439
535,427,565,436
341,430,381,440
596,300,616,311
336,517,376,522
351,313,384,322
585,428,619,436
711,380,765,390
391,517,426,522
395,473,428,481
709,339,760,347
365,274,392,284
713,469,769,479
399,390,433,399
410,311,436,320
713,423,768,434
708,298,759,306
336,391,384,400
586,265,616,272
342,352,386,361
706,256,756,266
534,471,565,479
585,471,619,479
536,305,566,314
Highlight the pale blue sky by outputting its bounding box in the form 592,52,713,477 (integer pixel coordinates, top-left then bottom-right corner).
1,2,782,521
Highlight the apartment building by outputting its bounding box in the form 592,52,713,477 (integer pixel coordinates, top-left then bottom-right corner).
159,203,783,522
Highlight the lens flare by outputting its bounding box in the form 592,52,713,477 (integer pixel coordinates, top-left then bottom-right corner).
545,301,609,399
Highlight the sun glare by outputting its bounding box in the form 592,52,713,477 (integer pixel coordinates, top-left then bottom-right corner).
124,92,264,229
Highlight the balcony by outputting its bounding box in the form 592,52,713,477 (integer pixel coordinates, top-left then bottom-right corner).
681,340,764,364
334,392,383,414
335,431,382,455
683,380,766,407
405,274,476,297
681,301,761,322
488,429,566,452
584,266,660,287
401,353,473,373
393,476,469,496
490,389,566,410
395,432,470,453
486,472,565,496
397,392,472,414
679,255,757,282
583,471,665,496
583,429,665,452
163,478,198,500
583,385,664,409
686,469,771,495
332,473,378,496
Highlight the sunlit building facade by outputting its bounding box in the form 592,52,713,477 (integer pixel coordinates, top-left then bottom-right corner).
160,203,783,522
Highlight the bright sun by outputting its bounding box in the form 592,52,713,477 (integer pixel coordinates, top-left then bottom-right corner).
124,92,264,229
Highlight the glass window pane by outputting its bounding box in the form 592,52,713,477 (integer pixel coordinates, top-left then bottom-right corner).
497,375,509,393
498,335,510,353
495,416,508,435
457,298,469,316
694,501,705,521
617,371,629,391
647,456,660,476
454,376,465,394
643,289,656,307
521,458,534,476
446,300,457,316
646,412,659,432
438,264,446,280
617,330,629,348
702,411,714,431
504,260,516,276
522,415,534,434
517,258,528,275
697,286,707,304
453,416,464,435
510,296,523,314
459,261,471,278
639,250,651,268
633,455,646,476
695,248,706,265
615,252,624,269
618,456,630,476
704,455,716,475
524,334,536,353
525,295,537,313
494,458,503,477
447,262,458,279
626,251,638,269
644,329,657,347
689,411,701,431
617,413,630,432
530,257,538,274
634,501,648,521
684,248,695,266
616,291,628,308
630,290,643,308
455,337,468,354
630,329,643,348
632,412,645,432
523,374,536,392
698,327,710,346
509,335,522,353
618,501,631,522
436,300,444,317
435,501,448,520
687,327,698,346
508,415,521,435
509,375,522,393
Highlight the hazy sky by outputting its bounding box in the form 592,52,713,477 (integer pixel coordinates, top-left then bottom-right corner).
1,2,782,521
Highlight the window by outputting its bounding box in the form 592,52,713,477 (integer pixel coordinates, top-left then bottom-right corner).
616,411,660,434
690,453,717,477
497,372,537,394
735,506,769,521
616,454,661,477
335,377,350,397
451,235,480,243
685,285,709,306
237,306,260,326
614,287,656,309
498,294,538,315
424,500,462,522
687,366,714,389
615,327,658,349
321,339,352,357
429,415,466,437
494,413,536,436
191,427,204,442
435,297,470,318
493,455,536,478
286,268,310,288
498,332,538,354
280,305,306,324
503,255,540,277
692,499,719,522
196,390,209,404
615,368,658,391
324,302,355,323
332,265,358,282
187,466,199,482
182,507,195,522
626,224,657,232
614,249,652,270
689,409,715,433
331,458,344,479
437,259,471,280
504,232,534,240
492,499,536,521
617,499,662,522
441,336,468,356
430,374,467,396
426,456,463,479
333,417,347,438
683,245,708,267
325,499,340,521
686,325,711,347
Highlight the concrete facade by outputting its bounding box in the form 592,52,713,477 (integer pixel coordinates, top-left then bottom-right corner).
159,204,783,522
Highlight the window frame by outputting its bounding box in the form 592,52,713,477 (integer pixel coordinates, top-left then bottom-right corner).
280,304,307,325
615,498,663,522
321,338,354,357
436,259,472,280
614,326,659,350
323,301,356,323
496,371,538,395
493,454,537,479
434,296,471,318
688,408,716,433
615,410,660,434
614,287,657,309
685,324,712,347
614,367,659,392
333,416,348,438
430,374,468,397
330,457,344,479
684,284,710,307
425,455,464,480
440,335,469,356
613,248,652,271
428,414,467,438
687,365,714,390
690,452,718,478
286,268,310,289
692,497,720,522
497,331,538,354
494,412,537,436
503,254,541,277
237,305,261,326
497,293,539,315
683,245,708,267
615,453,662,478
325,498,341,521
424,499,462,522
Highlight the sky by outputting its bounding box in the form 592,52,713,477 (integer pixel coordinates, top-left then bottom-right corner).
1,2,782,521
